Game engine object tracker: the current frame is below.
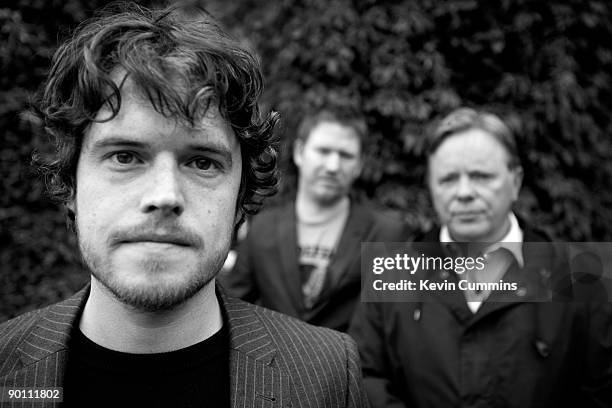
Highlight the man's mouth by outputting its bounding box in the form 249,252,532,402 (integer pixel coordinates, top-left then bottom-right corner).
120,233,192,247
452,211,483,219
318,177,340,186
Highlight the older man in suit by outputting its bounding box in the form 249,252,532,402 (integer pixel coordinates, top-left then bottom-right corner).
0,3,368,407
223,108,407,332
350,108,612,408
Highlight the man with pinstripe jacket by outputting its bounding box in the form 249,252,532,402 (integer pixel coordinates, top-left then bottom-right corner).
0,3,368,407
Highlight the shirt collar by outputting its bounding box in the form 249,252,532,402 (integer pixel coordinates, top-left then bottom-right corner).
440,213,524,267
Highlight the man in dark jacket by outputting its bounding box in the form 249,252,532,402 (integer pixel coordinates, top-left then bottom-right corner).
349,108,612,407
222,109,407,331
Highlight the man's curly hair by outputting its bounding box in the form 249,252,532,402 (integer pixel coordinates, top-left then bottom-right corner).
35,2,279,227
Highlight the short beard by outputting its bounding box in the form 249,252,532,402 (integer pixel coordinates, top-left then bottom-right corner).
93,267,213,313
79,240,227,313
313,189,347,207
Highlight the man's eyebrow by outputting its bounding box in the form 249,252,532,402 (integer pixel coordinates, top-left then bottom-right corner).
187,144,233,166
89,137,149,150
438,171,458,178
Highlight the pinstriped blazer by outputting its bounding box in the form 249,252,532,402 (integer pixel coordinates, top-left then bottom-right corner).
0,286,369,407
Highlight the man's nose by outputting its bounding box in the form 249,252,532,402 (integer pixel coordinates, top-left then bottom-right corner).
323,152,341,173
455,175,475,201
139,158,185,216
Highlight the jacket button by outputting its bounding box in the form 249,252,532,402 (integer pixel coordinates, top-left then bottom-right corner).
534,340,550,357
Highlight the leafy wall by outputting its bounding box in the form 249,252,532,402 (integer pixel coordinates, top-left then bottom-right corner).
1,0,610,320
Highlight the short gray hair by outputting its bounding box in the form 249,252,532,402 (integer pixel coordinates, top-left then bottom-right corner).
425,107,521,169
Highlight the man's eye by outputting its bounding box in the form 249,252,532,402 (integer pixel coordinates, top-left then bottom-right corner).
112,152,137,164
188,157,216,171
471,172,492,180
439,175,457,184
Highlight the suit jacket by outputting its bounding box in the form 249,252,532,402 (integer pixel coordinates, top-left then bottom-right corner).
349,226,612,408
223,200,407,331
0,286,369,408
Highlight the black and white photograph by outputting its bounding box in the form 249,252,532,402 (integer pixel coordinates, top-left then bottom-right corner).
1,1,611,407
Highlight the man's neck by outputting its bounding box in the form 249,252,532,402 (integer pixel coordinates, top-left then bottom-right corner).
295,191,350,224
79,278,222,354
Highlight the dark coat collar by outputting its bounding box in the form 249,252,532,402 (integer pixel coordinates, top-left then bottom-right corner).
417,217,551,244
414,220,560,327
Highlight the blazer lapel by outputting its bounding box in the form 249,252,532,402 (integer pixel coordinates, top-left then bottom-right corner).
222,293,291,408
276,202,304,313
326,203,374,290
412,239,475,324
1,287,88,407
17,287,88,367
7,285,293,407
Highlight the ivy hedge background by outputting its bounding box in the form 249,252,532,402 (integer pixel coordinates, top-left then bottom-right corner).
1,0,611,321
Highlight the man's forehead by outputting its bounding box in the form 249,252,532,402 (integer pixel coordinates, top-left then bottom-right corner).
102,70,225,124
429,130,511,167
428,154,507,176
86,87,238,153
306,121,361,147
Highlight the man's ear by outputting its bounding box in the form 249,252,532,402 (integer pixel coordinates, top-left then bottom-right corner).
65,200,76,232
354,155,364,178
66,199,75,217
234,207,244,227
232,208,245,239
511,166,523,201
293,140,304,168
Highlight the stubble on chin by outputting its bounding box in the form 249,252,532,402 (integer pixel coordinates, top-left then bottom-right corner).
78,239,226,313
